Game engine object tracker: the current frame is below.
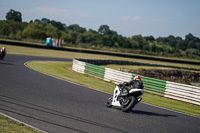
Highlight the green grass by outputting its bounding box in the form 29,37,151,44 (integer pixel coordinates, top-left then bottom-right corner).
28,61,115,94
28,61,200,117
0,115,40,133
1,43,200,69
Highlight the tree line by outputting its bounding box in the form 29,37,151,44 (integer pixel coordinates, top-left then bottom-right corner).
1,9,200,59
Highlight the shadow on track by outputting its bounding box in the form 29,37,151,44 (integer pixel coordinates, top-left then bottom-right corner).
130,110,177,117
0,60,16,66
106,105,176,117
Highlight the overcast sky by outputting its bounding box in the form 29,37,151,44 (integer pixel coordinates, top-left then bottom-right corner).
0,0,200,38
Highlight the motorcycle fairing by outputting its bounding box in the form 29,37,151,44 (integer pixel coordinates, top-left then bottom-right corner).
112,86,121,107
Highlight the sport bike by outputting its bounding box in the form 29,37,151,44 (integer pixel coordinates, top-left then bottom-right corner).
106,82,144,112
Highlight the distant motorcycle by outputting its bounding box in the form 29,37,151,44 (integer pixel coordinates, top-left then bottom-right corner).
0,47,6,60
106,82,144,112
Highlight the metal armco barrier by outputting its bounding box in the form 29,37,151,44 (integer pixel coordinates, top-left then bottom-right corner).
104,68,132,84
85,63,105,79
165,81,200,105
140,76,167,96
72,59,86,74
72,59,200,106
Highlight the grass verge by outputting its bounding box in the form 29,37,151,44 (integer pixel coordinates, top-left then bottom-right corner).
0,115,40,133
1,43,200,69
28,61,200,117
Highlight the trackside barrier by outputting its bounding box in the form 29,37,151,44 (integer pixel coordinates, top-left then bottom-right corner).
104,68,132,84
72,59,200,106
72,59,86,74
165,81,200,105
140,76,167,96
85,63,105,79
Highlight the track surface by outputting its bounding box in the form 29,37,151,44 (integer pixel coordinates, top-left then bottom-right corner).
0,54,199,133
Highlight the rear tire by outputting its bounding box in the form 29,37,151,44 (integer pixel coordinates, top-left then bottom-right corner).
106,96,113,108
121,96,136,112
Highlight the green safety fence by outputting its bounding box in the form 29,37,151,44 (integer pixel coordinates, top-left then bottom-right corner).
131,74,167,96
84,63,105,79
84,62,167,96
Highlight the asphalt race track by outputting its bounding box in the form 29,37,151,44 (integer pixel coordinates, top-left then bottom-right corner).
0,54,199,133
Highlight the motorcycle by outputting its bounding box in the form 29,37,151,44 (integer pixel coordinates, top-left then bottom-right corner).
0,47,6,60
106,82,144,112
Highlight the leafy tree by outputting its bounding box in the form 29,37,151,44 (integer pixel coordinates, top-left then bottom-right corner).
22,22,46,39
144,36,155,42
45,24,59,38
142,44,150,51
34,19,41,23
131,35,146,49
150,44,157,52
128,37,139,49
82,31,99,44
6,9,22,22
67,31,78,44
0,20,10,36
98,25,111,35
156,37,169,43
185,33,195,43
123,38,132,48
88,29,98,34
50,20,66,31
60,32,72,44
186,48,200,57
67,24,86,33
0,20,27,38
184,33,200,50
131,35,144,43
41,18,51,24
176,40,186,51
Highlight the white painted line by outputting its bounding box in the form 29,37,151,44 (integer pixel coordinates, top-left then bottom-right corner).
0,112,48,133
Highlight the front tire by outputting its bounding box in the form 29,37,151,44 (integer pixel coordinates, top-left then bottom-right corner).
121,96,136,112
106,96,113,108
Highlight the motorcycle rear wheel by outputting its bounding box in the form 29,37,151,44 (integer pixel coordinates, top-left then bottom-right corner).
121,96,136,112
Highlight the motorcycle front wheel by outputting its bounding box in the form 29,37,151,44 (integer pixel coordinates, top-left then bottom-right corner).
121,96,136,112
106,96,113,108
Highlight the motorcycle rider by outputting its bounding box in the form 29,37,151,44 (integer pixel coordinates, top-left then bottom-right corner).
0,47,6,59
120,76,143,97
0,47,5,53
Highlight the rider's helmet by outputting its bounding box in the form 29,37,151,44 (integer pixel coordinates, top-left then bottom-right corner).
134,76,141,81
